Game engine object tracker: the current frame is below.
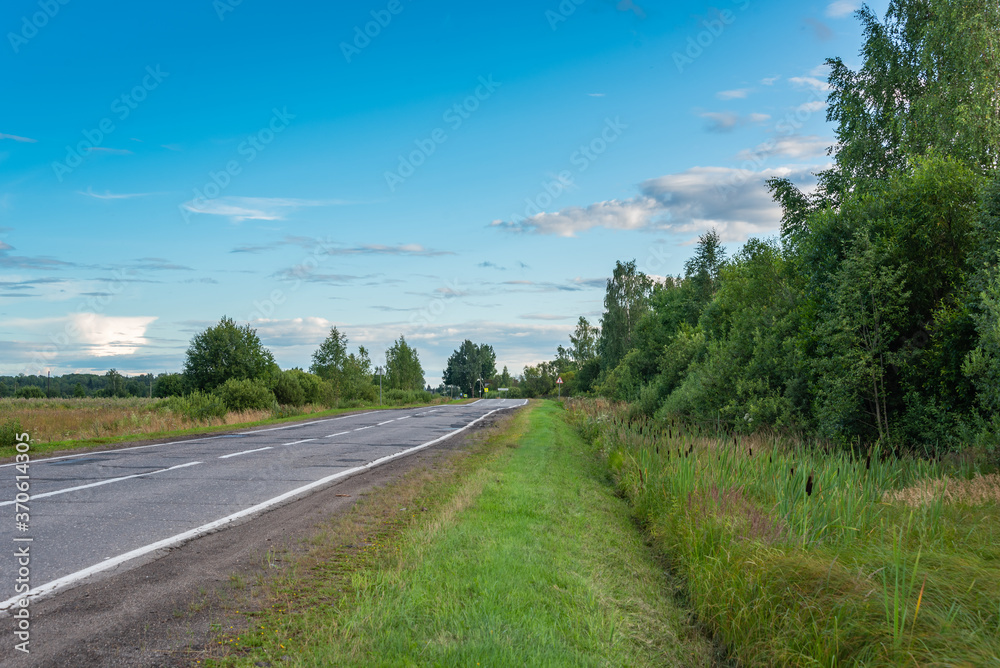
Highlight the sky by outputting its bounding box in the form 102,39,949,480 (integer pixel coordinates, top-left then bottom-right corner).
0,0,887,385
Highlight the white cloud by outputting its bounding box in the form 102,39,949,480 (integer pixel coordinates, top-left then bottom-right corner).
826,1,858,17
796,100,827,114
588,93,606,97
4,313,157,359
716,88,752,100
789,76,831,92
735,135,831,161
182,197,349,223
0,133,37,143
491,165,823,243
761,76,780,86
699,111,771,133
79,187,153,200
490,197,661,237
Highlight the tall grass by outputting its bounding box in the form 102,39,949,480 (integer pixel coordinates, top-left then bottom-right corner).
568,398,1000,666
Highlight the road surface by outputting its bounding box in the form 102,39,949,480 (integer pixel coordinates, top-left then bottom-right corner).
0,398,526,610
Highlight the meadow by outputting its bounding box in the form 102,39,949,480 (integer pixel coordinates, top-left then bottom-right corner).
568,398,1000,667
0,391,448,454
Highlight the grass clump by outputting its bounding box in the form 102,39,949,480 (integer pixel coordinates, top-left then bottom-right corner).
203,400,714,667
568,398,1000,667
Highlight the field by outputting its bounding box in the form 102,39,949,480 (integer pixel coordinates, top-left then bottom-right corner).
568,398,1000,667
0,394,452,454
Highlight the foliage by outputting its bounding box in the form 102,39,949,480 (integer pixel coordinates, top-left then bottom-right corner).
153,373,186,398
213,378,275,412
0,417,26,450
272,370,306,407
14,386,45,399
384,335,425,391
598,260,654,372
443,340,497,396
160,391,228,422
183,316,275,392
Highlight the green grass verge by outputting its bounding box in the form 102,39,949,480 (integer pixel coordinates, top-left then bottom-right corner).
202,400,714,667
569,399,1000,667
1,398,473,460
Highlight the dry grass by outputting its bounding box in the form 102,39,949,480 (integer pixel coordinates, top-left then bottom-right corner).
0,397,330,444
883,473,1000,507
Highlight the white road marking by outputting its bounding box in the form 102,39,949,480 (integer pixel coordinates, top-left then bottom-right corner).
282,439,316,446
326,431,350,438
354,426,373,432
0,411,388,469
377,420,395,425
0,461,203,506
0,400,528,612
396,416,411,421
218,447,273,459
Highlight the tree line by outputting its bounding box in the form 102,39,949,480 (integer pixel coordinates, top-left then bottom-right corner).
523,0,1000,455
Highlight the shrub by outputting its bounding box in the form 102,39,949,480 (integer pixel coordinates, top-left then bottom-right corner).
286,369,325,405
14,386,45,399
272,370,306,407
214,378,275,412
160,392,228,422
0,417,26,450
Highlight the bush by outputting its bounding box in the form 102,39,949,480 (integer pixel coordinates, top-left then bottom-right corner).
0,417,26,450
14,386,45,399
272,370,306,407
153,373,187,398
286,369,325,405
383,389,434,405
160,392,228,422
214,378,275,412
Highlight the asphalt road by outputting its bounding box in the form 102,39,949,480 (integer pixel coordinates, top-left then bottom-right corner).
0,398,526,611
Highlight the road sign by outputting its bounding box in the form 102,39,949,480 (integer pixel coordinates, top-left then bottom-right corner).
556,377,563,384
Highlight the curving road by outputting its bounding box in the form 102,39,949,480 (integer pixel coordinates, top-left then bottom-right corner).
0,398,526,611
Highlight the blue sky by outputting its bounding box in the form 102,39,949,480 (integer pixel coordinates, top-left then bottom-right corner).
0,0,885,385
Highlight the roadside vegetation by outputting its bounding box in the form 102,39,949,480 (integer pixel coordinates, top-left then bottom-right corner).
569,399,1000,665
1,322,447,453
201,401,716,667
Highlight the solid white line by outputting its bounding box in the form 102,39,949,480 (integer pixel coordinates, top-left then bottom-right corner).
218,447,272,459
0,411,389,469
0,462,203,507
282,439,316,446
0,401,526,612
325,431,350,438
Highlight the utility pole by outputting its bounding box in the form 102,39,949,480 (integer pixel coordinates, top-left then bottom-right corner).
375,366,383,405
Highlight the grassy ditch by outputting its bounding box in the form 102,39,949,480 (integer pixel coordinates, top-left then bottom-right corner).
569,398,1000,667
200,400,714,667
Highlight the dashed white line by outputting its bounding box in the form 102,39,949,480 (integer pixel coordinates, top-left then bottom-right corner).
282,439,316,446
396,416,411,421
354,426,374,432
326,431,350,438
218,447,272,459
0,461,203,506
377,420,395,426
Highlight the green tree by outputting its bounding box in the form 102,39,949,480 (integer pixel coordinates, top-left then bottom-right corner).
384,336,425,391
598,260,654,372
105,369,124,397
443,340,496,397
569,317,599,366
826,0,1000,186
73,382,86,398
309,327,349,384
183,316,276,392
